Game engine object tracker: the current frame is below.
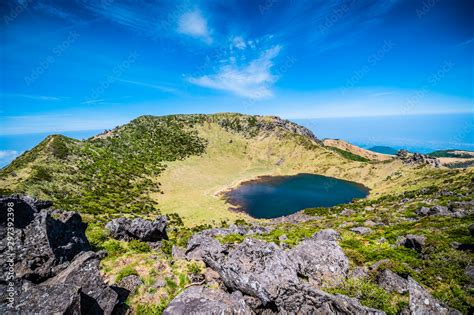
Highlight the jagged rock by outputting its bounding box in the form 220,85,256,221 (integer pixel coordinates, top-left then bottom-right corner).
289,235,349,287
350,226,372,235
172,246,186,260
105,216,167,242
163,286,252,315
397,234,426,252
408,277,460,314
415,205,461,217
185,233,224,261
0,281,82,314
117,275,142,295
311,228,341,242
204,238,298,304
377,269,408,294
44,251,118,314
197,237,384,314
397,150,440,167
0,196,90,283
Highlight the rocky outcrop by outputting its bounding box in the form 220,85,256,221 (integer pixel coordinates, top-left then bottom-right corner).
185,235,384,314
105,216,167,242
289,230,348,287
397,149,441,168
163,286,252,315
0,195,90,283
396,234,426,252
408,277,460,314
416,205,468,218
116,275,142,295
185,233,224,261
376,269,408,294
0,196,119,314
350,226,372,235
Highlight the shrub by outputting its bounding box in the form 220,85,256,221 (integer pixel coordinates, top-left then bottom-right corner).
128,240,151,253
161,239,173,257
86,224,108,250
187,262,203,275
102,239,124,256
116,265,139,282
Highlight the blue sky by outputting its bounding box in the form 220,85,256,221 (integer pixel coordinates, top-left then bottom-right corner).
0,0,473,136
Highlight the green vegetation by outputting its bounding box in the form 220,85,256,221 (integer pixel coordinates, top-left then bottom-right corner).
116,265,139,282
328,146,370,162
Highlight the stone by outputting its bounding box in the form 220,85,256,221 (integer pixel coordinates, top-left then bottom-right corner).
278,234,288,241
350,226,372,235
408,277,460,314
44,251,118,314
105,216,167,242
377,269,408,294
117,275,142,295
289,238,349,287
364,220,377,227
163,286,252,315
469,223,474,237
396,234,426,252
351,266,369,279
172,246,186,260
340,208,355,216
185,233,224,261
0,196,90,283
311,228,341,242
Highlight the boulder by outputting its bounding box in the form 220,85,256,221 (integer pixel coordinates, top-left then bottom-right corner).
289,237,349,287
172,246,186,260
408,277,460,314
105,216,167,242
163,286,252,315
377,269,408,294
44,251,118,314
185,233,224,261
350,226,372,235
416,204,469,218
0,196,90,283
0,281,82,314
116,274,142,295
311,228,341,242
197,237,384,314
396,235,426,252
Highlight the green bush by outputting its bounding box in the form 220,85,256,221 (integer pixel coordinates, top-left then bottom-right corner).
128,240,151,253
102,239,124,255
116,265,139,282
86,224,109,249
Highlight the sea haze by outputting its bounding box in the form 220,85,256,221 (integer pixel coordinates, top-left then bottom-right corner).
296,113,474,154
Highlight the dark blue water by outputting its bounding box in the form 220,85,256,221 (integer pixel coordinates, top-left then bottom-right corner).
225,173,369,218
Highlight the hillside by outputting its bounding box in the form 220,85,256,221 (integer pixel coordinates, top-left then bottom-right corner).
323,139,394,162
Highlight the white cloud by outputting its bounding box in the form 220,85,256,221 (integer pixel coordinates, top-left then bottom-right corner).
177,10,212,44
232,36,246,50
188,45,282,99
0,150,19,159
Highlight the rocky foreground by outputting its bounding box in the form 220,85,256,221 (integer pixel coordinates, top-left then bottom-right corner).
2,195,470,314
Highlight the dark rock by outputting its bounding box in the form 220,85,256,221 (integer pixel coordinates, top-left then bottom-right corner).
198,237,384,314
163,286,252,315
377,269,408,294
105,216,167,242
289,237,349,287
396,234,426,252
397,150,440,168
44,251,118,314
185,233,224,261
0,196,90,283
350,226,372,235
117,275,142,295
469,223,474,237
0,281,82,314
408,277,460,314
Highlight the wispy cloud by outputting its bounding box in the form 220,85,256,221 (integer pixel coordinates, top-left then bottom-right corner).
188,44,281,99
177,9,212,44
117,79,180,94
3,93,63,101
457,38,474,48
